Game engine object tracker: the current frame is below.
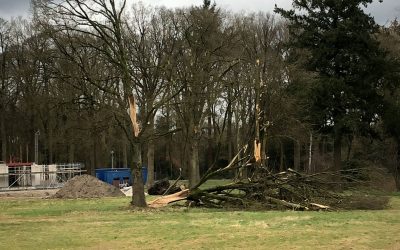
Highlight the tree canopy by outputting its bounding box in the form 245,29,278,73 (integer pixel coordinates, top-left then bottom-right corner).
275,0,389,171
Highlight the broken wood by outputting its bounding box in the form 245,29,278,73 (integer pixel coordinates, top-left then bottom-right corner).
145,142,354,211
128,95,140,137
254,140,261,163
148,189,189,208
265,196,309,211
310,203,330,210
162,168,183,196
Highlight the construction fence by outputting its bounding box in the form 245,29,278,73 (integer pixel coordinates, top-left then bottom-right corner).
0,163,85,191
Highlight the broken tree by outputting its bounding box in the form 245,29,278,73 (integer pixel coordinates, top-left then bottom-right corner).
148,144,357,210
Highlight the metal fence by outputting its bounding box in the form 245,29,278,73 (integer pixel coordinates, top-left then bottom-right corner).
0,163,85,191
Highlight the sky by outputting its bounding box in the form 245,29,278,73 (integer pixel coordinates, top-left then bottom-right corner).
0,0,399,25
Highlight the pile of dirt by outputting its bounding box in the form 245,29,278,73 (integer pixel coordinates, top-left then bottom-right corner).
53,174,124,199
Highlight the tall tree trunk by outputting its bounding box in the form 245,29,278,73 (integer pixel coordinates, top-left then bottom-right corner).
346,135,353,162
227,92,233,161
189,137,200,188
48,126,54,164
333,130,342,172
294,140,300,171
394,139,400,191
146,115,155,187
90,138,97,176
261,132,268,168
1,115,6,162
207,112,213,169
279,139,284,172
123,139,128,168
26,144,29,162
68,144,75,163
165,106,173,177
131,141,147,207
128,95,147,207
237,107,247,179
254,64,261,167
19,145,23,162
308,132,313,173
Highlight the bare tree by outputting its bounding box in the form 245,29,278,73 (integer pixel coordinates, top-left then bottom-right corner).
35,0,148,206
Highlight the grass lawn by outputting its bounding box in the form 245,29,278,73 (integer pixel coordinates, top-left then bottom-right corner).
0,189,399,249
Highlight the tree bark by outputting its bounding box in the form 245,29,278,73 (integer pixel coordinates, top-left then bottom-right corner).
68,144,74,163
294,140,300,171
1,115,6,162
346,135,353,162
189,138,200,188
123,138,128,168
333,130,342,172
308,132,313,173
90,137,97,176
147,115,155,187
48,125,54,164
279,139,284,172
394,139,400,191
128,95,147,207
131,141,147,207
207,111,213,170
227,91,233,161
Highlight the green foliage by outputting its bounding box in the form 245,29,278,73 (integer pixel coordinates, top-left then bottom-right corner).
380,20,400,141
275,0,388,137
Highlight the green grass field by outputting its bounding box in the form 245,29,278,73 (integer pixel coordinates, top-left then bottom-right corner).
0,190,399,249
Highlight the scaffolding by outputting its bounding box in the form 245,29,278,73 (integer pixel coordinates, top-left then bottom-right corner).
0,163,85,191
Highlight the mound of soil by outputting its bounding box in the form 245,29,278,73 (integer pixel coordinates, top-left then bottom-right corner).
53,174,124,199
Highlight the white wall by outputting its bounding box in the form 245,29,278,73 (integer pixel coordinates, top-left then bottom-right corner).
0,164,8,188
31,164,42,186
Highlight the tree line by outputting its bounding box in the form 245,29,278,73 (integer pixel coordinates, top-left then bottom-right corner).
0,0,399,206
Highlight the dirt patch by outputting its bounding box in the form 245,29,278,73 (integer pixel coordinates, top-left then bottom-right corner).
52,174,124,199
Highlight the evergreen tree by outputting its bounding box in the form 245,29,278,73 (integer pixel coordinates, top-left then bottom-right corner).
275,0,388,172
379,20,400,190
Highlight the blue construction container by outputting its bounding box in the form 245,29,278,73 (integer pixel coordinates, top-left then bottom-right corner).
95,167,147,186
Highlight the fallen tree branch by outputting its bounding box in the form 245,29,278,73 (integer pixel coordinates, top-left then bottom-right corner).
148,189,189,208
192,145,249,190
162,168,183,196
265,196,309,211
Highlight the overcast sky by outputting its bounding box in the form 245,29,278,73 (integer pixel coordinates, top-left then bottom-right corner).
0,0,399,25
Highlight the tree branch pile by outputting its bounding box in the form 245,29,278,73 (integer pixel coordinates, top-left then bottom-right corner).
187,168,347,210
148,146,357,210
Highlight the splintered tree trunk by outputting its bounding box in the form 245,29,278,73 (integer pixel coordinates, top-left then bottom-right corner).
128,95,147,207
1,116,6,162
333,131,342,172
131,142,147,207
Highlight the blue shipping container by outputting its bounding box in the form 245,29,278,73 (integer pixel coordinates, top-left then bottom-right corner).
95,168,147,186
